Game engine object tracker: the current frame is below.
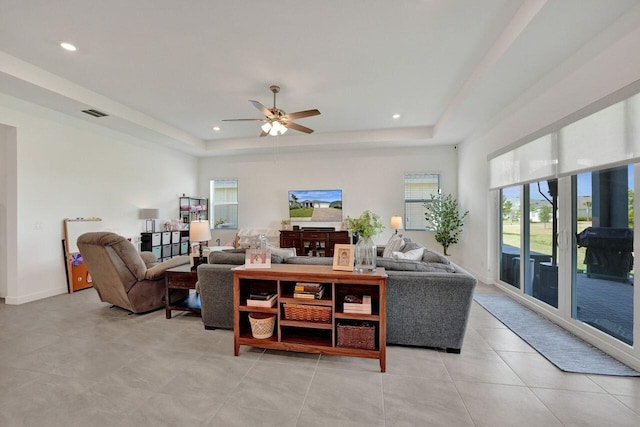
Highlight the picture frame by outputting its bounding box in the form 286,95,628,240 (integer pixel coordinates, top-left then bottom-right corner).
332,244,354,271
245,248,271,269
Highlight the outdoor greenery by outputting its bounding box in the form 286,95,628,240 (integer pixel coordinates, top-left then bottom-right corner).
345,210,384,238
425,193,469,255
289,207,314,217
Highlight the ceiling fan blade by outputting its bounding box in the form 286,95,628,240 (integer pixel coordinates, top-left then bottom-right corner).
250,100,273,117
283,121,314,134
282,109,321,120
221,118,267,122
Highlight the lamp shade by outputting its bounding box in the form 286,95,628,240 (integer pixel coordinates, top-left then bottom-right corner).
189,220,212,242
139,208,159,220
390,216,403,230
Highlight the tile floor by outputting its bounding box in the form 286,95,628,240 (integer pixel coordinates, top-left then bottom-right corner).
1,282,640,426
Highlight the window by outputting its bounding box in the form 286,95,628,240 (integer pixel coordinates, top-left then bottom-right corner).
404,173,440,230
210,179,238,230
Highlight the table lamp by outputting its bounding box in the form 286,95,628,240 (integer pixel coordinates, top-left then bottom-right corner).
139,208,160,232
390,216,403,235
190,220,212,270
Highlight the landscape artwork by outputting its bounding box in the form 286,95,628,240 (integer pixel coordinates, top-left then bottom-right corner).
288,189,343,222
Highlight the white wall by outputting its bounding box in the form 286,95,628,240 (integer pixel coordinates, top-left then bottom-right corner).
0,124,15,298
0,94,198,304
198,145,459,253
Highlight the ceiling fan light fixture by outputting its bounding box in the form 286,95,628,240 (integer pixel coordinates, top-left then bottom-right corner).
261,122,271,133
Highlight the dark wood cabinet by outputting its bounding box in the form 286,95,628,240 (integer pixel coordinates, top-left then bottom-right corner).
280,229,350,257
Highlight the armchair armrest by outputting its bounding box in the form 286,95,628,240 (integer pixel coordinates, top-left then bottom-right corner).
145,256,190,280
140,251,158,268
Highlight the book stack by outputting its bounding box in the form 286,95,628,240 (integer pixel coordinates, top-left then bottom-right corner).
343,295,372,314
247,290,277,307
293,282,325,299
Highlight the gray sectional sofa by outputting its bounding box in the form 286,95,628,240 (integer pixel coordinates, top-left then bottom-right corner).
197,244,477,353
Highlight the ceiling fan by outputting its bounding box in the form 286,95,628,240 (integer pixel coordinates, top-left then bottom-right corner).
222,85,320,137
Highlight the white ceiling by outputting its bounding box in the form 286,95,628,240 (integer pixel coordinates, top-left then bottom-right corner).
1,0,639,156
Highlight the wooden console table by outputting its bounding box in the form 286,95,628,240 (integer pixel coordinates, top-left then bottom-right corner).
280,229,350,257
233,264,388,372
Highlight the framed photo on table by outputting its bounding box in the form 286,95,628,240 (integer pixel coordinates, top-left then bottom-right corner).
245,248,271,269
333,244,354,271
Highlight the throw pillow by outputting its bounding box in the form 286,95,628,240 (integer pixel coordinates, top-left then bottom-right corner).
422,248,450,264
383,234,405,258
266,244,297,260
391,248,424,261
401,242,425,252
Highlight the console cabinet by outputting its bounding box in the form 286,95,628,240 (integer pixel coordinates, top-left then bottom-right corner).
280,229,350,257
233,264,388,372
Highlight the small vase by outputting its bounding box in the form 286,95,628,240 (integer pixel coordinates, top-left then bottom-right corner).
355,235,376,272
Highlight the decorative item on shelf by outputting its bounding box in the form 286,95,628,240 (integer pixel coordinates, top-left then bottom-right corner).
332,243,354,271
248,313,276,339
424,193,469,256
245,248,271,269
189,220,211,271
345,210,384,273
390,216,403,236
139,208,159,232
337,322,375,349
214,218,226,229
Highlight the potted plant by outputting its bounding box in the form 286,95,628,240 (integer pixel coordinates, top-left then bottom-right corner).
425,193,469,256
345,210,384,272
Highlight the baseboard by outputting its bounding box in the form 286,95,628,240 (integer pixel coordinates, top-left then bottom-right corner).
4,286,67,305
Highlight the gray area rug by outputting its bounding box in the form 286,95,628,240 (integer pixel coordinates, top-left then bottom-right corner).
474,293,640,376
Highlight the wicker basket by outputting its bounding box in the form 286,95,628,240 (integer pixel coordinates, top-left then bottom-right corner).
248,313,276,339
337,322,375,349
283,303,331,323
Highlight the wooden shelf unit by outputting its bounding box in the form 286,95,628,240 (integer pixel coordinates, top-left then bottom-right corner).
233,264,388,372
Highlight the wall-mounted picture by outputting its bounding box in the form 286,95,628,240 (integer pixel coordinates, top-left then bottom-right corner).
333,244,354,271
289,189,342,222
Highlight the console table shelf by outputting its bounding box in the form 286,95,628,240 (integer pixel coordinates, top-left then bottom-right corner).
233,264,388,372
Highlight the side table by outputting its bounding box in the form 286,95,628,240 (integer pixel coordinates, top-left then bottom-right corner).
165,264,201,319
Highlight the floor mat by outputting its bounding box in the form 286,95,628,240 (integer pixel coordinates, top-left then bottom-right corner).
474,293,640,376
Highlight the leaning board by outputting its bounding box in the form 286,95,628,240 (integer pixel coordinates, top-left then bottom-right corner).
63,218,103,293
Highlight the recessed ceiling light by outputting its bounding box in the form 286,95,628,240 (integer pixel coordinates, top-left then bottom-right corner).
212,126,221,131
60,42,77,52
392,114,401,119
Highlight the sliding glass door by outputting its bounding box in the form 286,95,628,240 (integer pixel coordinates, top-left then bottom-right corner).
500,186,521,288
572,165,634,345
525,180,558,308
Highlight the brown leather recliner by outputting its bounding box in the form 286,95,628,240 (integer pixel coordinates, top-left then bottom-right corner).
77,232,189,313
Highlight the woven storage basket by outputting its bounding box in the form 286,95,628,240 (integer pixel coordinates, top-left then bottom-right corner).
283,303,331,323
248,313,276,339
337,323,375,349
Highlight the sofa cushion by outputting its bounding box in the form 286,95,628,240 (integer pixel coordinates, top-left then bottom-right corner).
383,234,405,258
285,256,333,265
210,251,284,265
421,248,450,264
376,257,455,272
